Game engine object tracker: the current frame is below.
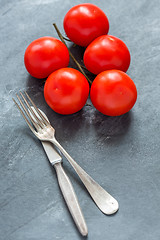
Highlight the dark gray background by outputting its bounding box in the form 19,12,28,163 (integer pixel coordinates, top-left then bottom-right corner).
0,0,160,239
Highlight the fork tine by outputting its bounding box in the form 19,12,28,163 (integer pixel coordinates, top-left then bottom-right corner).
16,94,40,131
24,91,50,126
12,98,38,136
19,91,44,129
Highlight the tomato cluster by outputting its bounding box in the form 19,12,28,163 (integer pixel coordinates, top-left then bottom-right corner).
24,3,137,116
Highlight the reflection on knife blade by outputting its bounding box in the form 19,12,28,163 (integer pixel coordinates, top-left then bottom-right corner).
41,141,62,165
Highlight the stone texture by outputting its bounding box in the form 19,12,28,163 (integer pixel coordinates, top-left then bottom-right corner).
0,0,160,239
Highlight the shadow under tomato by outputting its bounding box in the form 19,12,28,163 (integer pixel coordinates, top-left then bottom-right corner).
68,43,86,65
48,109,86,143
26,74,46,91
91,108,132,144
68,43,96,81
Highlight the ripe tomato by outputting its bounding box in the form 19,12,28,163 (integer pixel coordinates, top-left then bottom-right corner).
84,35,131,75
90,70,137,116
63,3,109,47
24,37,69,79
44,68,89,115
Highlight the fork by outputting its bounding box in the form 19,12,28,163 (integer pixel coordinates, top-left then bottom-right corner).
13,91,119,215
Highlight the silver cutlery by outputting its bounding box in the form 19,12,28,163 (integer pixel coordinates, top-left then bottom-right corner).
13,91,119,215
30,108,88,236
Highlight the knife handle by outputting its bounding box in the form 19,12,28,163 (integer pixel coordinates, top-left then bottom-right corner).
54,162,88,236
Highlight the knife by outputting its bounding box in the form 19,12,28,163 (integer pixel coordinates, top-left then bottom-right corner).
30,108,88,236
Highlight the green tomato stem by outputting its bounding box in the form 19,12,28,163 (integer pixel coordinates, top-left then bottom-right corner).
53,23,92,85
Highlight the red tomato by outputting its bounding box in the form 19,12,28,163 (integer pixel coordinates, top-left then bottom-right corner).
44,68,89,115
63,3,109,47
84,35,131,75
90,70,137,116
24,37,69,79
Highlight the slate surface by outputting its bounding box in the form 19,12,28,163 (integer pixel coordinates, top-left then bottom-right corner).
0,0,160,239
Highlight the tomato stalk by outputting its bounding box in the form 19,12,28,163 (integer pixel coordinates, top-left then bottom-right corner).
80,64,92,72
53,23,92,85
62,36,72,42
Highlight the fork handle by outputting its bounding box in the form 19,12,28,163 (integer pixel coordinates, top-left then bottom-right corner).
52,139,119,215
54,162,88,236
